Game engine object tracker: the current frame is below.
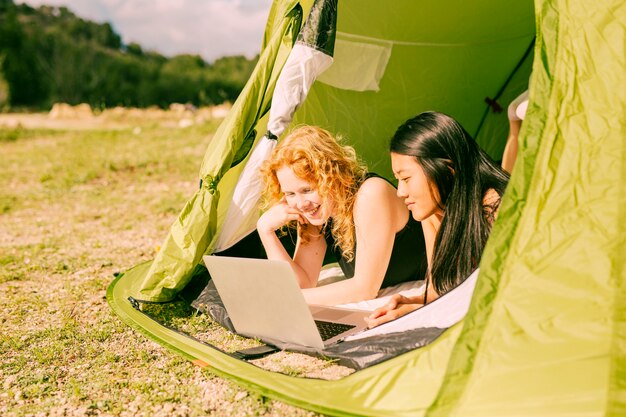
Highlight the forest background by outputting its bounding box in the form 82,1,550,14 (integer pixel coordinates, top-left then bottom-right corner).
0,0,257,110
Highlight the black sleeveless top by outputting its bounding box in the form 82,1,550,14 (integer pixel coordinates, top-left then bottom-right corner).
324,174,428,288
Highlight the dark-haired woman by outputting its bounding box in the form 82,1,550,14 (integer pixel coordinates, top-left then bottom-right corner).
366,111,509,327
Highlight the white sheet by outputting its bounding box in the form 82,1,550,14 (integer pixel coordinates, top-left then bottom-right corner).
316,265,479,339
343,269,479,340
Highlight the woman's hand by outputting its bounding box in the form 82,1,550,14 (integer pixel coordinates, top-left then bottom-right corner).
257,199,307,235
257,199,325,289
364,294,422,328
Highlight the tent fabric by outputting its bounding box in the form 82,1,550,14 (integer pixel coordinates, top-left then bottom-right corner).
213,0,338,252
130,1,310,302
108,0,626,415
290,0,536,176
427,1,626,414
317,35,392,92
130,0,536,303
474,38,535,158
266,0,337,141
213,136,277,252
109,270,464,416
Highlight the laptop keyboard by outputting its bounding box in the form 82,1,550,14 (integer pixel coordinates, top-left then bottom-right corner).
314,320,356,341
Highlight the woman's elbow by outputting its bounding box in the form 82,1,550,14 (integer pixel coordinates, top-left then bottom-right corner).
300,279,317,289
296,272,319,289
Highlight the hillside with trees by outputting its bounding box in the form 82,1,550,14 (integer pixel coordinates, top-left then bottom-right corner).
0,0,258,110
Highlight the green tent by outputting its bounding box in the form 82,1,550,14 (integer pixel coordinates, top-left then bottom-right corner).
108,0,626,415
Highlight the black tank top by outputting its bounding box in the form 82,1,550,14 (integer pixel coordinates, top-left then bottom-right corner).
324,174,428,288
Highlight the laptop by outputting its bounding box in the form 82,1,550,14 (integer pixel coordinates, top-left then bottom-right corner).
203,255,369,350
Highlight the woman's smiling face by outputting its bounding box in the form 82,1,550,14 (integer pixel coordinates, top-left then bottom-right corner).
390,152,443,221
276,166,331,226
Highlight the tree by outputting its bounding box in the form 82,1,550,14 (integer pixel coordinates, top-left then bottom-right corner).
0,2,257,109
0,3,49,107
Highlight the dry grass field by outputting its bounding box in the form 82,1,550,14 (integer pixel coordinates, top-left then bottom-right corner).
0,109,332,416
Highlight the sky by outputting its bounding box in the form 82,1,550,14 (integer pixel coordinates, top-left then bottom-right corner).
18,0,273,63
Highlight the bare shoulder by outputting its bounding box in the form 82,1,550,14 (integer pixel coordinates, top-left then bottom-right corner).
357,176,396,197
354,176,407,229
483,188,501,206
354,176,399,209
483,188,502,222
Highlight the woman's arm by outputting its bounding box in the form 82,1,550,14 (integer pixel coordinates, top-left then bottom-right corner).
364,293,424,328
257,201,326,288
302,178,407,305
364,274,442,328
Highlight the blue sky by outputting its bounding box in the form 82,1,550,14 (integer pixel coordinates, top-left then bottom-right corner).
19,0,273,62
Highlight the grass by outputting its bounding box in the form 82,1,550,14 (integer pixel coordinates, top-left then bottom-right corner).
0,115,327,416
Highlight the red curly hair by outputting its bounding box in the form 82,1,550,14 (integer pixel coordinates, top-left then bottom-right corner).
260,126,367,261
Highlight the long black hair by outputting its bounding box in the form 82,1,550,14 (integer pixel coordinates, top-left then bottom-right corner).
390,111,509,295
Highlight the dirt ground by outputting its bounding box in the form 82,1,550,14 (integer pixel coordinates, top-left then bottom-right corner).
0,103,231,131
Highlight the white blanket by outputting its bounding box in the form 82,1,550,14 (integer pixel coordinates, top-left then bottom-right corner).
317,265,479,341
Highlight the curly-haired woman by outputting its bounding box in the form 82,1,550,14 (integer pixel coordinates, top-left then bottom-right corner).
258,126,427,305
